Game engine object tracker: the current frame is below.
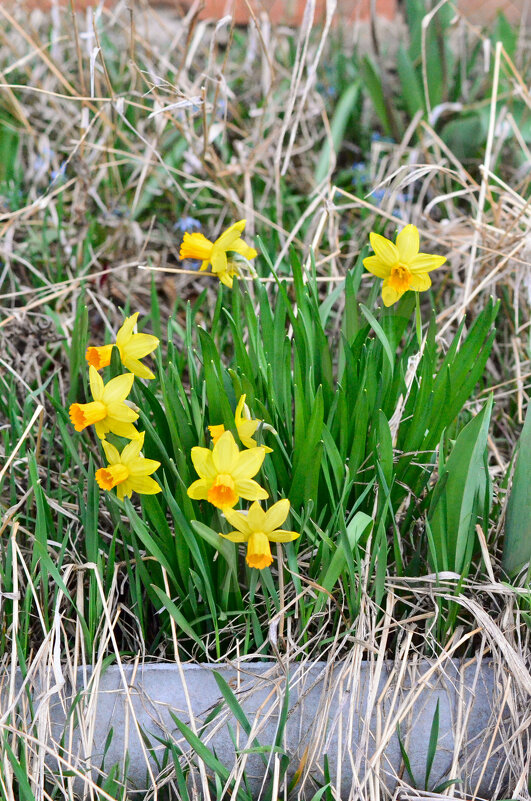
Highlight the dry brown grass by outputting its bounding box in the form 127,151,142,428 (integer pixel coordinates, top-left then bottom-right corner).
0,1,530,799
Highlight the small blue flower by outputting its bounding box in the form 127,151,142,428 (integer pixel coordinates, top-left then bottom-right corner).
371,132,395,143
50,161,67,185
174,216,201,233
351,162,370,187
370,188,386,204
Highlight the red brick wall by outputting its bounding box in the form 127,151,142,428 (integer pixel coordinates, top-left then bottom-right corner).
458,0,527,24
19,0,396,21
18,0,529,25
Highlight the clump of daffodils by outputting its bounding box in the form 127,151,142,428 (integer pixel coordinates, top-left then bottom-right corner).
188,395,299,570
69,312,161,500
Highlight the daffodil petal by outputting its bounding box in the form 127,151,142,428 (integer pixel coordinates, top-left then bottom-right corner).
124,333,159,359
268,530,300,543
396,224,419,263
89,365,104,401
235,395,246,423
238,420,259,448
102,372,135,404
217,270,234,288
408,272,432,292
231,447,266,480
116,313,139,348
223,506,253,536
410,253,446,273
191,446,217,479
363,255,391,279
262,498,291,533
234,478,268,501
212,431,240,474
121,356,155,380
246,501,266,531
231,239,257,260
219,530,247,543
106,401,138,422
187,478,211,500
101,440,120,464
214,220,246,251
128,476,161,494
128,458,161,477
94,421,108,440
119,433,145,464
369,232,399,267
106,421,141,440
381,281,403,307
211,250,228,275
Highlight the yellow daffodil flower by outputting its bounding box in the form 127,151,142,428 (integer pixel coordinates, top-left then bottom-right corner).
95,432,161,500
69,366,140,440
187,430,268,510
220,499,299,570
363,224,446,307
179,219,257,288
208,394,273,452
86,312,159,379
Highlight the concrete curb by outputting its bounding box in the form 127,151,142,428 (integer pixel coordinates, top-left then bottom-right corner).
40,659,508,796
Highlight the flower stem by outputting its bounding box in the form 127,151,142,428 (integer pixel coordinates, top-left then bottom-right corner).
415,292,422,349
277,543,285,647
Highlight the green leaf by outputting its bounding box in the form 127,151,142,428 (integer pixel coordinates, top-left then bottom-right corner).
171,713,230,781
290,385,324,509
151,586,206,654
428,395,493,574
68,298,88,403
360,55,396,138
503,402,531,576
425,699,440,790
396,45,425,118
315,82,361,184
359,304,394,376
191,520,238,579
316,512,372,610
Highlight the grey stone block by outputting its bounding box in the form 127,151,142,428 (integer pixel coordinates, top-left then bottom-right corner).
36,659,509,797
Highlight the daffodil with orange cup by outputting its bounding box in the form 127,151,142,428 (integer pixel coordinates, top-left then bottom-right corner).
187,430,268,510
220,499,299,570
208,394,273,452
363,224,446,307
69,366,140,441
179,219,257,288
95,432,161,500
86,312,159,379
